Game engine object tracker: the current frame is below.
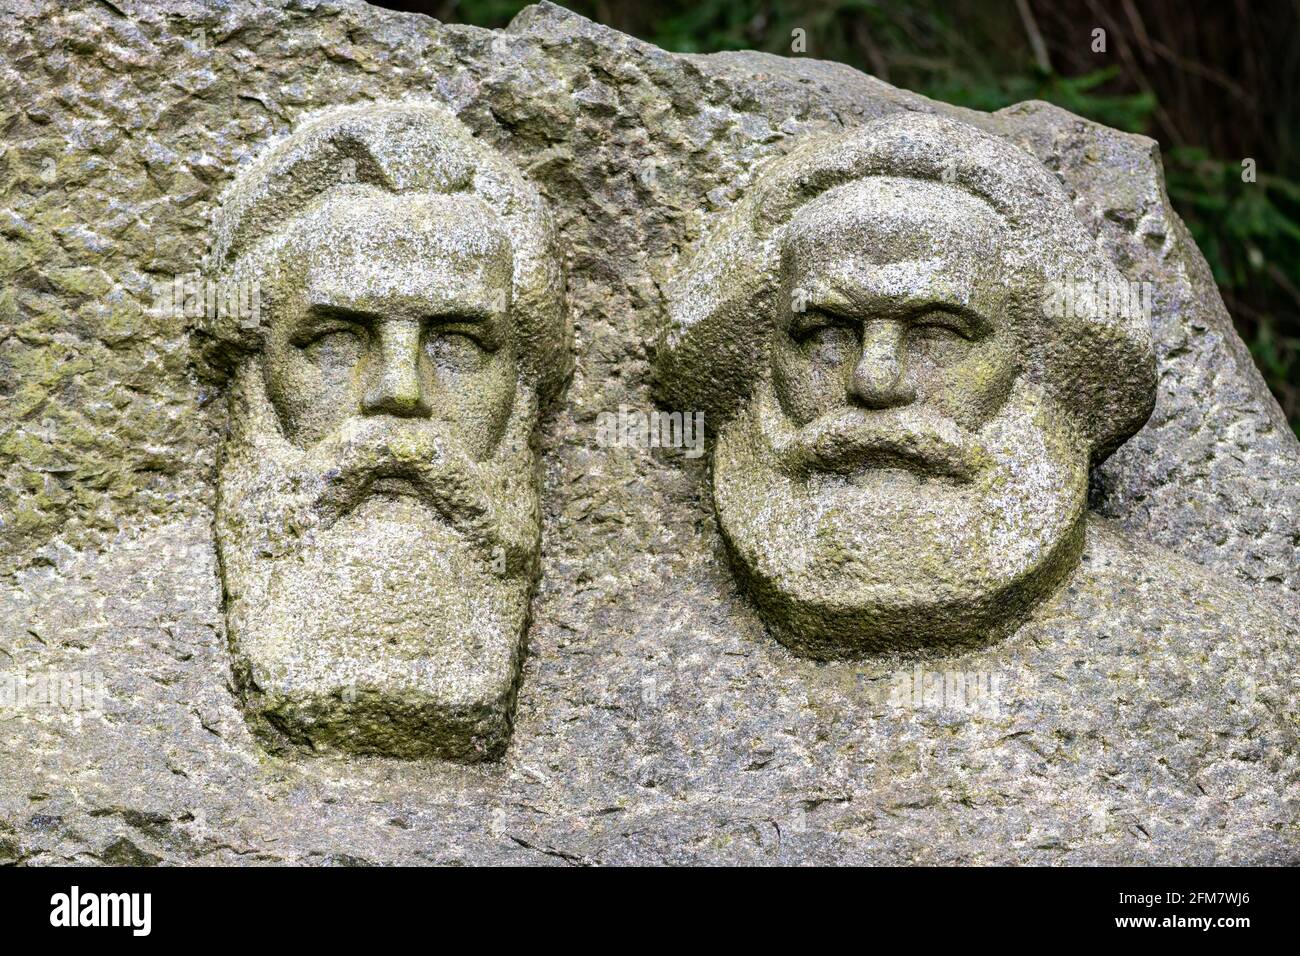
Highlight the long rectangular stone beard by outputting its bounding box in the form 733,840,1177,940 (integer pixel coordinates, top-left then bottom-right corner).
221,495,532,761
215,368,540,762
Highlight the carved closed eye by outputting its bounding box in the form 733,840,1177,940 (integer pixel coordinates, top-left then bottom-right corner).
424,328,492,372
791,313,858,363
907,312,982,367
910,310,980,342
294,323,365,368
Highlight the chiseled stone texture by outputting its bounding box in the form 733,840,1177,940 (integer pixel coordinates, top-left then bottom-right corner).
1,0,1298,864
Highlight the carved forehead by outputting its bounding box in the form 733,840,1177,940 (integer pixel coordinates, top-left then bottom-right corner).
278,191,514,279
781,179,1007,314
783,177,1005,263
262,193,514,317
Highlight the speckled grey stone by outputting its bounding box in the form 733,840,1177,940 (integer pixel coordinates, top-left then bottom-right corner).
1,0,1297,865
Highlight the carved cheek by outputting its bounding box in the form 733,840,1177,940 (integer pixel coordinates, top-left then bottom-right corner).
919,340,1018,428
770,336,811,423
264,330,365,444
429,349,518,459
771,328,856,425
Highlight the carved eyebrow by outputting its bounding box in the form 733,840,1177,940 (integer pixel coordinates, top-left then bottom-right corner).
303,302,380,324
302,299,498,324
904,301,991,335
807,279,994,335
283,304,368,346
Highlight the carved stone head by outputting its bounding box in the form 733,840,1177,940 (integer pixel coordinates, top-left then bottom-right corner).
203,101,570,759
657,114,1156,658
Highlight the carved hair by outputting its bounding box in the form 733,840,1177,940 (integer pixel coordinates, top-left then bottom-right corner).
201,100,570,403
656,112,1156,460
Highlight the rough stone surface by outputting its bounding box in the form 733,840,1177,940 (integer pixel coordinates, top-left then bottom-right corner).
1,0,1298,864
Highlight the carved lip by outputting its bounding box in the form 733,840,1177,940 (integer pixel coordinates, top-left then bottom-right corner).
827,443,972,482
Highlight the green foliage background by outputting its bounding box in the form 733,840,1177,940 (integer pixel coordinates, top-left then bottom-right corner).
407,0,1300,433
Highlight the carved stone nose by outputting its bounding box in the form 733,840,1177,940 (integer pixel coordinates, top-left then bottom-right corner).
362,320,431,418
849,320,916,409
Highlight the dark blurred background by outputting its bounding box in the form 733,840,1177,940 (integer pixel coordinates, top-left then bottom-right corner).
378,0,1300,434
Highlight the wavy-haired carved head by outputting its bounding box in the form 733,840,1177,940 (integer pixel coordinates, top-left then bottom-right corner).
657,113,1157,658
207,101,570,759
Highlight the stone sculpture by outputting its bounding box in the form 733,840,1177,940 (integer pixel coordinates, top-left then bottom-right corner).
656,113,1259,657
3,1,1298,865
203,101,570,759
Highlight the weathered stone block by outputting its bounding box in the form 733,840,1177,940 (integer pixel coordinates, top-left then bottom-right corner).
0,0,1296,865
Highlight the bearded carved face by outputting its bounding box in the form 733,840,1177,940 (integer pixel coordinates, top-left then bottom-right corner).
216,187,552,761
710,177,1092,658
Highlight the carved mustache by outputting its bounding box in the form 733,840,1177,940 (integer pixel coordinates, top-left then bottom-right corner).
761,401,986,482
303,417,517,558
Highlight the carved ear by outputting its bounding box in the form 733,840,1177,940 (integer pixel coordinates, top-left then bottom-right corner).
224,356,288,452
